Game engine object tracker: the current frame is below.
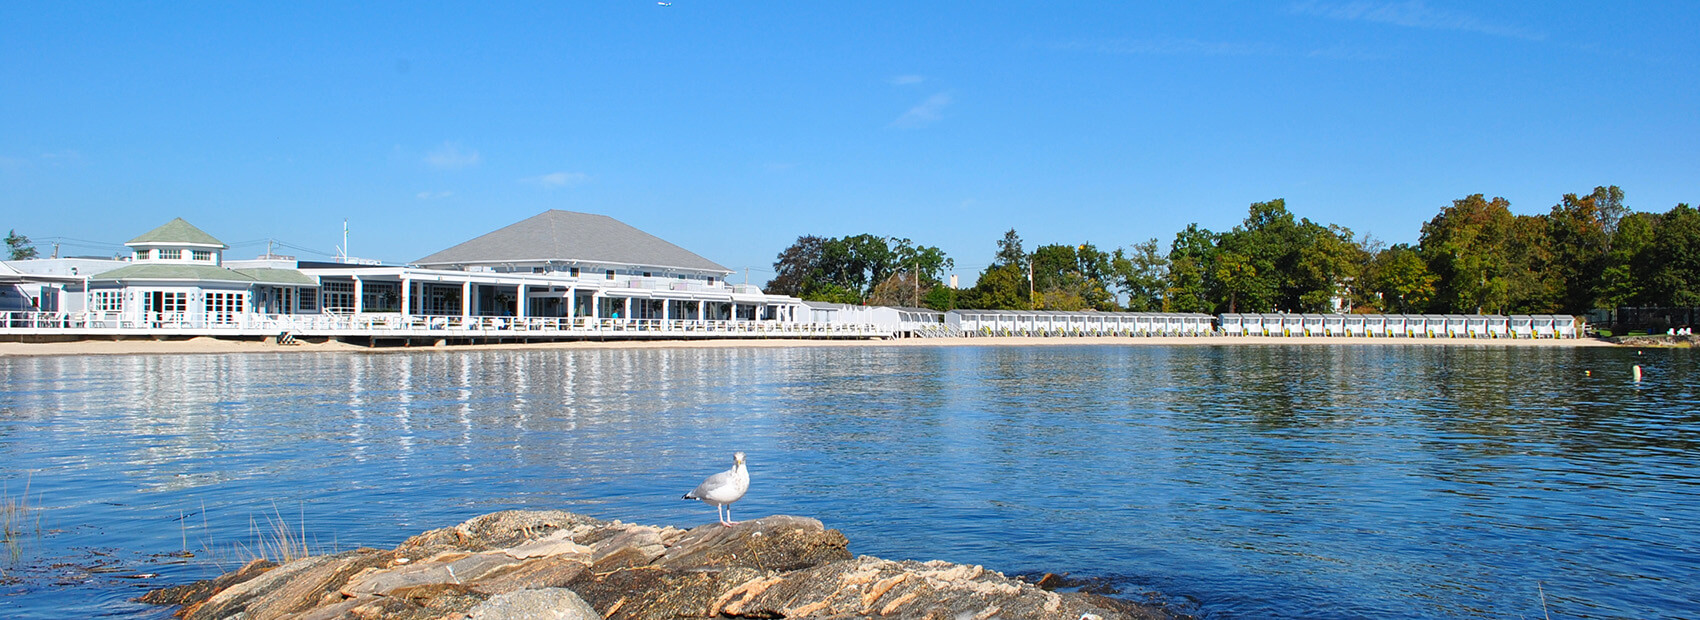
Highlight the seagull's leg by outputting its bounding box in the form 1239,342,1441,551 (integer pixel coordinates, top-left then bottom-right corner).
725,505,737,526
717,504,728,526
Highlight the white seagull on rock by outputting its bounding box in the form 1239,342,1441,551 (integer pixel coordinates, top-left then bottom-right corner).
682,452,748,527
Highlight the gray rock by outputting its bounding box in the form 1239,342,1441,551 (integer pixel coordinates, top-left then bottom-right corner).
468,587,600,620
144,511,1172,620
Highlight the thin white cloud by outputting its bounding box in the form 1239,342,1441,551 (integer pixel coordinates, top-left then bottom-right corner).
424,142,481,169
524,171,590,188
1290,0,1545,41
890,93,952,129
889,74,926,86
1053,37,1273,57
416,190,454,200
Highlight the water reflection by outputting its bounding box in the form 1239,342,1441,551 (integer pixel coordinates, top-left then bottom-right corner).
0,346,1696,619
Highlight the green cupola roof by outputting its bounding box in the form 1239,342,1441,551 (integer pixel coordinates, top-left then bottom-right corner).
126,218,226,248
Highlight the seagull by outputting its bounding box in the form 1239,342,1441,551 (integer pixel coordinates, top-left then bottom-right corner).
682,452,748,526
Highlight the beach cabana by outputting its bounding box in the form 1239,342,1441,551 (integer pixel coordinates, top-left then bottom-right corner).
1532,315,1557,338
1445,314,1468,338
1554,315,1579,338
1464,315,1487,338
1220,314,1244,336
1240,314,1263,336
1323,314,1346,336
1509,315,1534,338
1301,314,1324,336
1486,315,1509,338
1364,314,1387,337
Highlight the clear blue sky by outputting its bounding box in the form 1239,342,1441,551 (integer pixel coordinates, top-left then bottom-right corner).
3,2,1696,283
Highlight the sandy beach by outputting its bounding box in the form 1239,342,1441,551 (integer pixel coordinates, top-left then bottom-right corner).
0,334,1620,357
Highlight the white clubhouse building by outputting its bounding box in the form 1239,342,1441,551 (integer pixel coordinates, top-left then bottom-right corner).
2,211,874,343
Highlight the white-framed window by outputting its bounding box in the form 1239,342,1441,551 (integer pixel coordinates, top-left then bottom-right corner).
322,281,356,313
570,267,580,277
143,291,188,314
605,269,615,280
192,250,213,262
205,292,245,324
90,290,122,312
362,281,400,312
297,288,318,312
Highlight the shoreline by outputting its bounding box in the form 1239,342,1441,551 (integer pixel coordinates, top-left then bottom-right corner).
0,334,1620,357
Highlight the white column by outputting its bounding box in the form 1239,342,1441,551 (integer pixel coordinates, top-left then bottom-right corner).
622,297,631,320
461,281,472,317
517,284,528,318
353,276,364,314
400,276,411,319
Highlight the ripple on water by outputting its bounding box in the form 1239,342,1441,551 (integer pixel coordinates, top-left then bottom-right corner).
0,346,1696,619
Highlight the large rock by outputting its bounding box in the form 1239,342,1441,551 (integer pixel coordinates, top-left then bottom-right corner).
145,511,1170,620
468,587,600,620
656,516,851,572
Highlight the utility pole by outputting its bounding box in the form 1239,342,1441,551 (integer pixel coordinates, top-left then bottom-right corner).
913,259,919,307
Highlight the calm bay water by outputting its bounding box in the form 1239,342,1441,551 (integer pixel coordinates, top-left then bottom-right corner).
1,344,1696,618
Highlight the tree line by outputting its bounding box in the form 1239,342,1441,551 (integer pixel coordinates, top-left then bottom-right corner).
766,186,1700,315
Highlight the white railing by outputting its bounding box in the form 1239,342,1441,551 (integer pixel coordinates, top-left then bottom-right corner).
0,311,886,339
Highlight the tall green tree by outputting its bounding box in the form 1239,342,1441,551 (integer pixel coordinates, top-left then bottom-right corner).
766,234,950,303
993,229,1027,268
1641,204,1700,306
5,229,37,260
1030,243,1117,310
1547,186,1622,313
959,263,1032,310
765,235,829,296
1165,224,1218,313
1599,211,1658,307
1112,239,1169,311
1368,244,1437,313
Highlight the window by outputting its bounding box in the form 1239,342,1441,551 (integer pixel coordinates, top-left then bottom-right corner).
570,267,580,277
275,287,294,314
362,281,400,312
192,250,213,262
297,288,318,312
143,291,187,314
205,292,245,324
91,290,122,312
322,281,356,313
605,270,615,280
642,272,651,278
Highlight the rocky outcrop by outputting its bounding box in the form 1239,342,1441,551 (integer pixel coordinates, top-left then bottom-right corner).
143,510,1169,619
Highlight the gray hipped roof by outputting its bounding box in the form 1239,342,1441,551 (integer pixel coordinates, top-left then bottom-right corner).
413,210,731,273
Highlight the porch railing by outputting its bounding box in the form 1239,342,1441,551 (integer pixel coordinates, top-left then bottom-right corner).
0,311,886,339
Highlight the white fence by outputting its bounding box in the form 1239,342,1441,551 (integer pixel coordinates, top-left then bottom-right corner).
0,311,888,340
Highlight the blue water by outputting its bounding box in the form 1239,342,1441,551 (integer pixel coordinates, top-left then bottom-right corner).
1,345,1696,618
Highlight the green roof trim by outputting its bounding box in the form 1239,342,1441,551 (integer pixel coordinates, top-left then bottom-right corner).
127,218,227,247
92,263,315,286
232,267,318,286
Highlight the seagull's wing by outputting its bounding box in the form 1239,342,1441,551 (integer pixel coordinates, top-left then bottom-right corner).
685,469,737,499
